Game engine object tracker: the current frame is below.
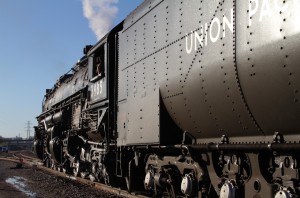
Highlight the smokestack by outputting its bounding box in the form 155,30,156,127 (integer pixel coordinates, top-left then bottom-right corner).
82,0,119,40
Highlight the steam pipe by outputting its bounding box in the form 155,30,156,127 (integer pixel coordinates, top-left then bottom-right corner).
136,143,300,152
77,135,115,147
189,143,300,152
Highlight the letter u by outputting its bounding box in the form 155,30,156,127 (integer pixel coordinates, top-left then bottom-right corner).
186,31,193,54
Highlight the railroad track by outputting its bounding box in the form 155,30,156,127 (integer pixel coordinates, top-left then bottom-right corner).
0,150,147,198
35,165,148,198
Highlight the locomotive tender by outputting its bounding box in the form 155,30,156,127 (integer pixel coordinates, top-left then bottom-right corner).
34,0,300,197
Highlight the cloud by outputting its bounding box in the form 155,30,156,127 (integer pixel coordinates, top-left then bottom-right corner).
82,0,119,40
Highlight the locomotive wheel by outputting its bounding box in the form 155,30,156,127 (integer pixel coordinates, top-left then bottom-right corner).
45,158,52,168
73,159,80,177
62,160,71,174
45,159,50,168
104,173,117,187
57,166,62,172
89,174,96,182
80,171,88,179
99,164,110,185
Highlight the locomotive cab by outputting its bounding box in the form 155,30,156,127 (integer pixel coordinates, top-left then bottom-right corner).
88,40,107,103
83,22,123,143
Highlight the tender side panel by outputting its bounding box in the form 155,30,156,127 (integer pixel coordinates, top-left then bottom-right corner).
118,0,261,144
118,0,300,145
120,0,261,142
162,0,260,139
117,0,163,146
236,1,300,137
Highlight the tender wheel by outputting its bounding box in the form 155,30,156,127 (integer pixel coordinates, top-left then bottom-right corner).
144,171,154,190
220,181,236,198
275,189,293,198
89,174,96,182
181,174,194,196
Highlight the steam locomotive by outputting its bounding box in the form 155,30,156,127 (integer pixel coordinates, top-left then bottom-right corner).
34,0,300,197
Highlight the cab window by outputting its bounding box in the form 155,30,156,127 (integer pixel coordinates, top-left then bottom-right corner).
92,45,105,79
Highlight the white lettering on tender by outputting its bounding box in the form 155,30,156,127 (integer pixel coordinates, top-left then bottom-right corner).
249,0,259,26
259,0,272,22
210,17,221,43
249,0,292,26
186,0,292,54
204,23,208,46
223,8,233,38
194,30,203,51
274,0,289,13
186,8,233,54
186,31,193,54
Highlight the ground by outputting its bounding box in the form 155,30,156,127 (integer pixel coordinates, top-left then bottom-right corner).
0,151,123,198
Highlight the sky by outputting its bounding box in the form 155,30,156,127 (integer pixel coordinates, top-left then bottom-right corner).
0,0,143,138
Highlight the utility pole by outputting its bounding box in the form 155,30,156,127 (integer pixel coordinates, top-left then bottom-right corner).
25,121,32,140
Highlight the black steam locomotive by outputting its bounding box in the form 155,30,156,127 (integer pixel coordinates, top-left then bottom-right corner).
34,0,300,197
